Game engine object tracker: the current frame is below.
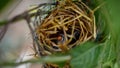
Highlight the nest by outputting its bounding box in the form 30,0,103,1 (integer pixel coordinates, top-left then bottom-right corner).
36,0,96,53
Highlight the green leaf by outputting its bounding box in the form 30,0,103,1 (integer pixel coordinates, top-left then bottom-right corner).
106,0,120,67
70,42,102,68
69,39,117,68
98,40,116,68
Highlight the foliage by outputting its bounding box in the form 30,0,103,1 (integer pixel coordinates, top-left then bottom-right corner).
0,0,11,12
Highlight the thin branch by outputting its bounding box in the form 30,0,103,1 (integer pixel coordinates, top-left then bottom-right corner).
0,3,56,41
0,55,71,67
0,24,8,41
0,3,56,26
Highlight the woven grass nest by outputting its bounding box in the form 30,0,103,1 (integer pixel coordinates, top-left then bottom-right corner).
36,0,96,53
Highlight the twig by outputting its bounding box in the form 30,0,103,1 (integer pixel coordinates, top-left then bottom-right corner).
0,55,71,67
0,3,56,41
0,24,8,41
0,3,56,26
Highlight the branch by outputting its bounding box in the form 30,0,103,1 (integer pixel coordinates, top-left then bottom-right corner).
0,55,71,67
